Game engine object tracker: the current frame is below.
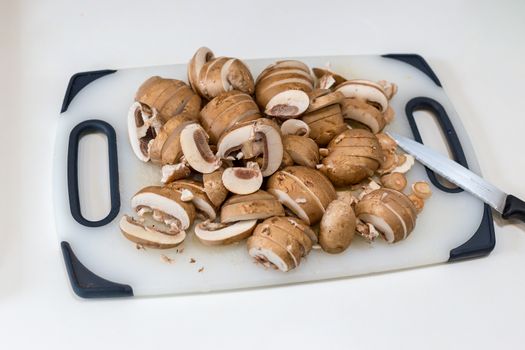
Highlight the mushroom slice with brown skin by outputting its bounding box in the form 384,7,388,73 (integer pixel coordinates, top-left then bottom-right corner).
149,113,196,165
267,166,336,225
391,154,415,174
408,181,432,213
280,119,310,137
203,168,229,207
180,123,222,174
119,215,186,249
167,179,217,220
131,186,196,230
198,56,255,100
313,67,347,90
306,90,345,113
222,162,263,195
257,216,316,256
247,235,296,272
195,219,257,246
355,188,417,243
217,118,283,177
301,104,347,146
341,98,386,134
188,47,214,95
380,172,407,191
220,190,285,223
135,76,201,123
335,80,389,113
160,162,191,184
255,60,314,118
319,199,356,253
376,132,397,154
283,135,319,168
127,102,161,162
252,220,304,268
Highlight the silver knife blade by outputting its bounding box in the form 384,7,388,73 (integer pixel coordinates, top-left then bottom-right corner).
387,132,507,213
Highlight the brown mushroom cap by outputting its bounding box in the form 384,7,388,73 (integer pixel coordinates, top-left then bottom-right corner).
306,90,345,113
312,67,347,89
283,135,320,168
195,219,257,246
258,216,315,255
247,235,296,272
200,91,261,144
135,76,201,123
198,57,255,100
341,98,386,134
319,199,356,253
220,190,285,223
335,79,388,113
203,168,229,207
302,104,347,146
355,188,417,243
267,166,336,225
119,215,186,249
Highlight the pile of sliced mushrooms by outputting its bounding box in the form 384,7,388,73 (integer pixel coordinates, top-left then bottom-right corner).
121,47,432,272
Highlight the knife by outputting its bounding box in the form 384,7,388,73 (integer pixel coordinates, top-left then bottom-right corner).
388,132,525,222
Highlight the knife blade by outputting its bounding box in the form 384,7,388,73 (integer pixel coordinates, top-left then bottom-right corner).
387,132,525,222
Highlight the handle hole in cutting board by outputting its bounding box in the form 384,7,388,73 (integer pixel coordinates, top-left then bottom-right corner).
413,110,458,190
77,132,112,221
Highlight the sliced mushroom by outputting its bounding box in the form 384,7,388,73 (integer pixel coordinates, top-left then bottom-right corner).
335,79,388,113
312,67,347,90
377,80,398,100
195,219,257,246
135,76,201,123
160,162,191,184
131,186,196,230
283,135,319,168
222,162,263,195
167,179,217,220
188,47,255,100
247,235,296,272
391,154,415,174
319,129,383,186
412,181,432,199
220,190,285,223
217,118,283,177
180,123,222,174
355,188,417,243
319,199,356,253
376,132,397,154
267,166,336,225
255,60,314,118
301,104,347,146
119,215,186,249
383,106,395,124
203,168,229,207
280,119,310,137
149,113,196,165
341,98,386,134
200,90,261,144
306,90,345,113
127,102,161,162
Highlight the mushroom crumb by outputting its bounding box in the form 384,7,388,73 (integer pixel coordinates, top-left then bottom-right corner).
198,267,204,273
161,254,175,264
189,258,196,263
135,244,146,250
295,197,307,204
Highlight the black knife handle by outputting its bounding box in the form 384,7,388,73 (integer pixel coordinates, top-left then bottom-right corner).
502,195,525,222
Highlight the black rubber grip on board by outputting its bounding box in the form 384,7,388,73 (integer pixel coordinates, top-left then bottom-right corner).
61,70,117,113
382,54,442,87
61,241,133,298
67,119,120,227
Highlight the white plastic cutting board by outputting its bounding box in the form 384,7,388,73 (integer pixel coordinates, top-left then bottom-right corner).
54,55,486,297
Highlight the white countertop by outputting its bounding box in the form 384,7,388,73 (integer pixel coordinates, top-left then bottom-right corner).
1,0,525,349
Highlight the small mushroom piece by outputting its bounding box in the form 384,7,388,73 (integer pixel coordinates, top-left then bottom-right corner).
222,162,263,195
320,129,383,186
203,168,229,207
412,181,432,199
180,123,222,174
355,188,418,243
408,194,425,213
195,219,257,246
127,102,161,162
319,199,356,254
340,98,386,134
380,172,407,191
217,118,283,177
312,67,347,90
301,104,347,146
149,113,196,165
267,166,337,225
377,80,398,100
335,79,389,113
188,47,255,100
355,219,380,242
280,119,310,137
283,135,320,168
391,154,415,174
131,186,196,230
199,91,261,144
376,132,397,154
306,90,345,113
119,215,186,249
135,76,201,123
255,60,314,118
167,180,218,220
220,190,285,223
160,162,191,184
